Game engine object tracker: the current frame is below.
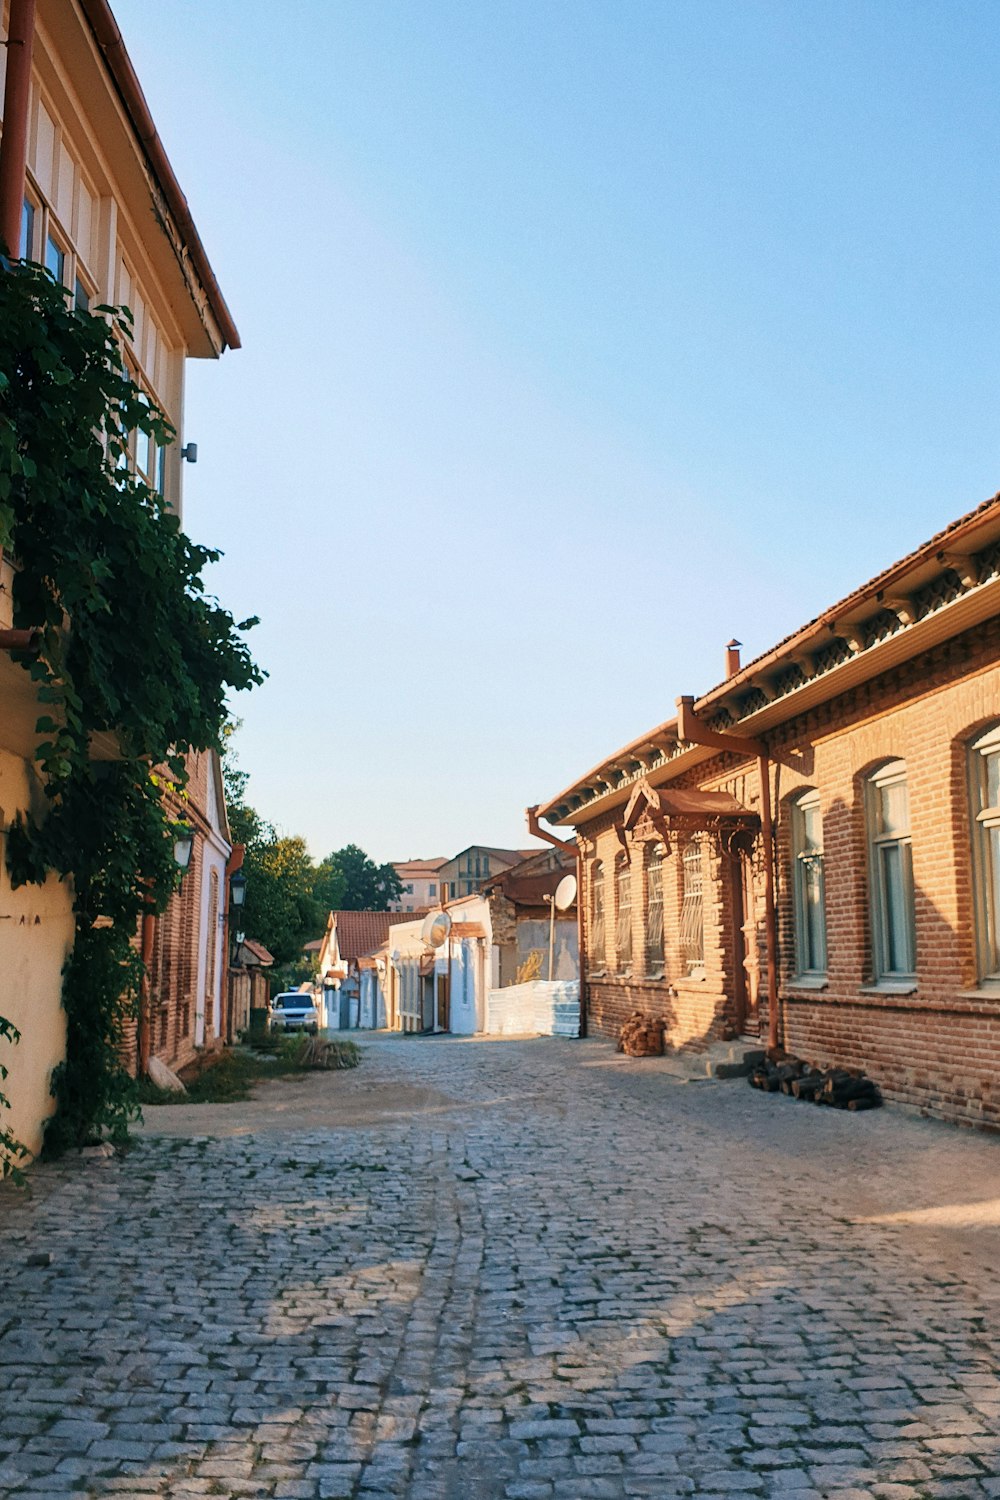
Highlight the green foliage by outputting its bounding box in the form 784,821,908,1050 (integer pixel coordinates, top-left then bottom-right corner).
312,853,347,914
1,260,262,1155
0,1015,29,1187
318,843,401,911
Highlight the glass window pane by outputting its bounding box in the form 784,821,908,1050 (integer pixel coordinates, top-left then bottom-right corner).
74,277,90,313
45,236,65,284
987,825,1000,978
20,199,34,259
986,749,1000,812
802,799,822,853
804,860,826,972
877,777,909,838
880,842,914,974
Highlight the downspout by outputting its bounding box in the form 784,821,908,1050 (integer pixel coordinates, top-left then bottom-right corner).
675,698,780,1053
137,892,156,1077
0,0,36,259
526,804,587,1038
223,843,244,1042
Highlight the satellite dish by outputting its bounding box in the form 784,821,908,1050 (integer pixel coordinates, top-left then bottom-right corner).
421,910,452,948
554,874,577,911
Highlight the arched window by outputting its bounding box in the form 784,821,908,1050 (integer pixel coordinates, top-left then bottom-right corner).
969,725,1000,983
590,860,605,970
615,856,632,974
791,790,826,977
646,843,666,975
866,760,915,981
680,840,704,974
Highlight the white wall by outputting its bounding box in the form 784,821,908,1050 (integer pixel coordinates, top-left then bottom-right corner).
485,980,581,1037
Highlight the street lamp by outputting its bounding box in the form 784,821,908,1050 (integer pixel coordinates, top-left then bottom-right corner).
172,823,194,875
229,868,248,956
229,868,247,911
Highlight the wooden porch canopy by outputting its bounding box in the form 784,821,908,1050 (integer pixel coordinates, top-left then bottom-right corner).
620,779,759,848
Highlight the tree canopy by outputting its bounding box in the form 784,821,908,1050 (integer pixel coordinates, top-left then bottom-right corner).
317,844,402,911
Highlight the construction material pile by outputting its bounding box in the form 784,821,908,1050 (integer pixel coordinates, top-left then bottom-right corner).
749,1055,882,1111
617,1012,666,1057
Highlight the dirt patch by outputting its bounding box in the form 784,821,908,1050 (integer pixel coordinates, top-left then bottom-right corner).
135,1062,458,1138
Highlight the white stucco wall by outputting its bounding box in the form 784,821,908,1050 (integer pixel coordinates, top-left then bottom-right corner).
485,980,581,1037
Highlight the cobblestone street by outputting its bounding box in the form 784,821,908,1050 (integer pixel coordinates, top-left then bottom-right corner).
4,1036,1000,1500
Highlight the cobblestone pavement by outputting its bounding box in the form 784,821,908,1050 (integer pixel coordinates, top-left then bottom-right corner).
5,1036,1000,1500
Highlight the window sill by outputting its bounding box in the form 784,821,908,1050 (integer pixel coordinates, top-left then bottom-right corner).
958,986,1000,1001
786,975,828,991
860,981,917,996
675,972,707,987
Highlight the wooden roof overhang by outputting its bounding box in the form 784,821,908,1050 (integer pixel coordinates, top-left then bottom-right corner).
621,779,759,851
539,495,1000,830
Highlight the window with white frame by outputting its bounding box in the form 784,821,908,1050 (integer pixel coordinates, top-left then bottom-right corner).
792,790,827,976
645,843,665,975
866,760,915,981
680,839,705,974
590,859,605,970
615,855,632,973
969,725,1000,983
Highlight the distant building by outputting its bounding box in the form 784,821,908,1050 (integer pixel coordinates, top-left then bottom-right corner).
316,909,424,1027
390,857,446,912
436,846,534,902
482,846,579,988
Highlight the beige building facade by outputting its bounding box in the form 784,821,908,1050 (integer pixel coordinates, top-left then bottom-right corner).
0,0,236,1159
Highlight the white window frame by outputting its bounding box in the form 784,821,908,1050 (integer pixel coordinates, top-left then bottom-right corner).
866,760,916,982
970,725,1000,984
792,790,827,978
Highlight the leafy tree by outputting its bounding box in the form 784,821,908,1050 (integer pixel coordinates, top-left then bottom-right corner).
222,732,321,966
312,854,347,915
318,844,401,910
241,834,321,968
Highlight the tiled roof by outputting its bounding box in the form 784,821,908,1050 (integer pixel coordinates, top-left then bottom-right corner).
241,939,274,966
393,857,447,875
334,910,426,963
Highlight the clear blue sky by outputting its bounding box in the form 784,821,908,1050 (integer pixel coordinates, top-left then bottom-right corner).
113,0,1000,862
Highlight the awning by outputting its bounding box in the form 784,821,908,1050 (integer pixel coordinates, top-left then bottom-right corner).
622,778,758,842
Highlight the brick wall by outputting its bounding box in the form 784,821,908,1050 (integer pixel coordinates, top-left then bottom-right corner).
575,618,1000,1126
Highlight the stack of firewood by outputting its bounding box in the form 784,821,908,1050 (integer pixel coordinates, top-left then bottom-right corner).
617,1012,666,1058
749,1055,881,1111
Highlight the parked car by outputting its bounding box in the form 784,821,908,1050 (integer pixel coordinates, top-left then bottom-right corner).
270,991,320,1035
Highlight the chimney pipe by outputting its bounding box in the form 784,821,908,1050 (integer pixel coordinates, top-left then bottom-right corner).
725,639,742,679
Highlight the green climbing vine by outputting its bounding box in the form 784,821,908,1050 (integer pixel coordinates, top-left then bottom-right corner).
0,259,262,1161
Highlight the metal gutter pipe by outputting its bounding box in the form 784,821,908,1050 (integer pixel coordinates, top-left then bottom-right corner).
526,804,587,1038
675,698,780,1053
0,0,36,259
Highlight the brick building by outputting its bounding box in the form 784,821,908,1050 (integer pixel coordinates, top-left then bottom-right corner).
536,494,1000,1127
124,750,235,1077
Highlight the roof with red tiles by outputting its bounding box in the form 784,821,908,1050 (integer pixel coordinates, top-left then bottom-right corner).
334,909,427,963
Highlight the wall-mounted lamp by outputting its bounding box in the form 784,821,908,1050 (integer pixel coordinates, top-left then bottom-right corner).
229,868,247,911
180,442,198,464
172,823,194,875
